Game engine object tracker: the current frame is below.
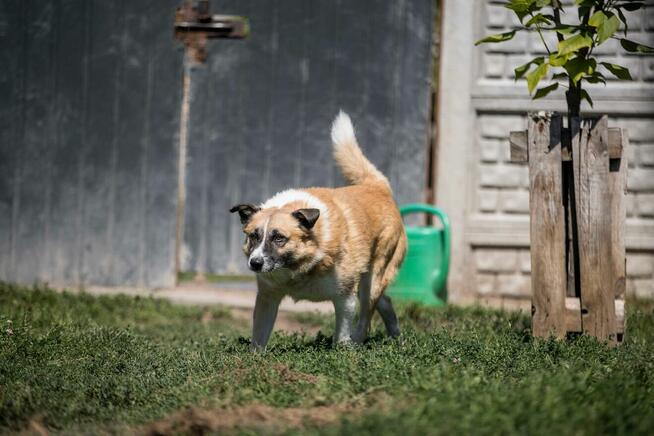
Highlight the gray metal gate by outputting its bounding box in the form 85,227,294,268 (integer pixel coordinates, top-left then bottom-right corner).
0,0,182,288
0,0,434,287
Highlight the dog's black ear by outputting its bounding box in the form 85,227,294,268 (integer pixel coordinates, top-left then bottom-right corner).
230,204,261,225
292,208,320,230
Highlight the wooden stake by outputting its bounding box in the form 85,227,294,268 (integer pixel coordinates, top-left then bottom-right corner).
573,116,617,343
609,128,627,301
609,128,628,341
528,113,567,339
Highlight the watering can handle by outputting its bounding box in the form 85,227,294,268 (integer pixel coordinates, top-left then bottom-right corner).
398,203,451,295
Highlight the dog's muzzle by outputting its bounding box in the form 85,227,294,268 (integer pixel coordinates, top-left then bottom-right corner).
249,256,264,272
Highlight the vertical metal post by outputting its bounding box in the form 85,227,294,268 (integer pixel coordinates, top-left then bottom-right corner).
175,58,192,278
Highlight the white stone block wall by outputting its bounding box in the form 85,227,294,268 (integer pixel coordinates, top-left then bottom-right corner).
437,0,654,307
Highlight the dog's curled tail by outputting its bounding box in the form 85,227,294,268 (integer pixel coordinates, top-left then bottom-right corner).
331,111,391,191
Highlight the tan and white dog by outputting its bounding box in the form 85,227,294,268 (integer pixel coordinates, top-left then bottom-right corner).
230,111,407,349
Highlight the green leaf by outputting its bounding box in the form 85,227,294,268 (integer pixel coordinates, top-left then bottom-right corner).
505,0,540,22
584,72,607,85
558,34,593,56
553,25,578,35
597,15,620,44
580,89,594,108
527,62,549,93
600,62,633,80
533,82,559,99
475,30,516,46
514,57,544,80
525,13,553,27
549,52,570,67
505,0,533,22
588,11,607,28
564,57,596,84
620,38,654,53
552,72,568,80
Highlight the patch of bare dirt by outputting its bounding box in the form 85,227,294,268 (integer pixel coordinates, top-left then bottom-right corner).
17,418,49,436
273,363,319,384
142,402,358,435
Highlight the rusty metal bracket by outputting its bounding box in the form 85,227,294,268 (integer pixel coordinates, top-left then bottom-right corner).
174,0,249,63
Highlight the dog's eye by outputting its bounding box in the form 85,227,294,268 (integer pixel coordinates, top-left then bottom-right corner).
272,234,287,246
249,232,260,242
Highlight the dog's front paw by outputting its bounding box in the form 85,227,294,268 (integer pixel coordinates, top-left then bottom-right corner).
332,336,354,348
249,342,266,353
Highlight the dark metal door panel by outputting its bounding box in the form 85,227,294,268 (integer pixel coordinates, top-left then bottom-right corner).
0,0,183,288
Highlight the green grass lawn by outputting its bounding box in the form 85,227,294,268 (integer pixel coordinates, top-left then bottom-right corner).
1,282,653,435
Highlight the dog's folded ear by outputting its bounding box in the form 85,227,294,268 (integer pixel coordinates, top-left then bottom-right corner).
229,203,261,224
292,208,320,230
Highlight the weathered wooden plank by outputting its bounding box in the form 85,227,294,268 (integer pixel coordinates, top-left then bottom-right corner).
528,113,567,339
565,297,624,334
511,127,623,163
609,128,627,301
573,116,616,343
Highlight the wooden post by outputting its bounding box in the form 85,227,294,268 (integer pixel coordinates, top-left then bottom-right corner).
572,116,617,343
528,113,567,338
510,115,627,343
609,128,628,340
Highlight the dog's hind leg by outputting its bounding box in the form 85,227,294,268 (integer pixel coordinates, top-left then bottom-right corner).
352,273,372,343
376,295,400,338
352,235,407,343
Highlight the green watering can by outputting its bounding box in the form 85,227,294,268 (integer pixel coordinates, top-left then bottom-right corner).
387,204,451,306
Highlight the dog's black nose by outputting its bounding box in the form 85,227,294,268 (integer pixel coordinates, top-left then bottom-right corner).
249,257,264,272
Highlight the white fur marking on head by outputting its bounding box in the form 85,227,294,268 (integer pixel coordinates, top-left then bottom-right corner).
260,189,331,243
330,110,356,147
249,217,270,262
